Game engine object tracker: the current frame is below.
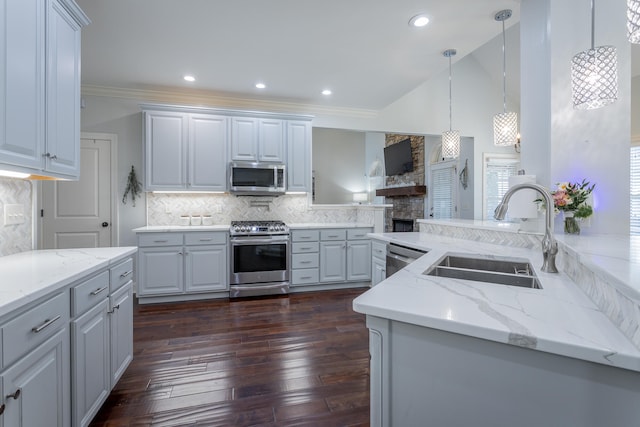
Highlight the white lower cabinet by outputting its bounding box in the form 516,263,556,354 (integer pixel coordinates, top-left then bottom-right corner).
109,282,133,386
371,240,387,286
72,299,110,427
137,231,228,300
1,328,69,427
292,227,372,287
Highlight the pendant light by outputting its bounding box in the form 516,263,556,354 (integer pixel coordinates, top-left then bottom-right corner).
629,0,640,43
493,9,518,147
571,0,617,110
442,49,460,159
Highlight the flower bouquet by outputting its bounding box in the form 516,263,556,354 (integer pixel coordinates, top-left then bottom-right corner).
543,179,595,234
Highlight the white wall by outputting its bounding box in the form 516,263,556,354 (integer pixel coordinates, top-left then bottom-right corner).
80,96,146,247
312,128,367,204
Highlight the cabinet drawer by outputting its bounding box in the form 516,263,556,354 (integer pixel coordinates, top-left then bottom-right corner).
138,233,183,247
110,257,134,293
372,241,386,260
184,232,226,246
292,253,319,269
292,242,319,253
2,292,69,367
292,230,319,242
348,228,372,240
320,229,346,241
71,270,110,317
292,268,319,285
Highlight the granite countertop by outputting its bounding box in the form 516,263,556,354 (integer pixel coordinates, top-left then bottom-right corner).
354,232,640,372
0,247,137,316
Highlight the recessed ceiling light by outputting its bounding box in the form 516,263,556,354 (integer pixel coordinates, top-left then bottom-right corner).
409,14,430,28
321,89,332,96
255,82,266,89
183,75,196,82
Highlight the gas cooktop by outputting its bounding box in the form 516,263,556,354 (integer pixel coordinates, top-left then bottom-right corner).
230,220,289,236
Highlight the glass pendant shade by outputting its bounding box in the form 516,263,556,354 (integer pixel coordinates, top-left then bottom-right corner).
628,0,640,43
493,111,519,147
571,46,617,109
442,130,460,159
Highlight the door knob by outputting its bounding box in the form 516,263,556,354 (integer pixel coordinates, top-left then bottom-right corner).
102,222,109,227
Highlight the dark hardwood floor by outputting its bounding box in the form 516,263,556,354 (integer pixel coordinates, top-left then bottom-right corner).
90,288,371,427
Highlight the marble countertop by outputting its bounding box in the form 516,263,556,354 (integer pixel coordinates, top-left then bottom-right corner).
0,247,137,316
133,225,230,232
354,232,640,372
134,223,374,232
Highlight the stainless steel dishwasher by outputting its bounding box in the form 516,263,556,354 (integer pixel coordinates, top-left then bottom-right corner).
385,243,428,277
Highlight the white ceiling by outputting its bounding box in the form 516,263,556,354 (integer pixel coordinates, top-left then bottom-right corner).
76,0,640,110
75,0,522,111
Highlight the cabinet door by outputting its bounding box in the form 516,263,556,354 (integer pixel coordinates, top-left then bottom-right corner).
287,120,311,192
347,240,372,281
0,0,45,172
230,117,258,161
71,299,110,427
110,282,133,388
319,241,346,283
2,328,69,427
137,246,184,295
372,256,386,286
185,245,227,292
45,0,82,178
188,114,228,190
144,111,187,190
258,118,284,163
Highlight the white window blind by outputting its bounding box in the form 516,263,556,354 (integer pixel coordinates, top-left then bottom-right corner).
484,157,518,220
632,146,640,235
431,164,456,219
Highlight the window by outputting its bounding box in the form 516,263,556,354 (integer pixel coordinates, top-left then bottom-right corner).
632,145,640,235
483,154,519,220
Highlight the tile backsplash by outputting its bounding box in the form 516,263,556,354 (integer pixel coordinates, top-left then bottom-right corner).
0,178,33,256
147,193,375,226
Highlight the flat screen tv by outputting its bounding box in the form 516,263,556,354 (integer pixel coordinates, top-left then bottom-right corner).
384,139,414,176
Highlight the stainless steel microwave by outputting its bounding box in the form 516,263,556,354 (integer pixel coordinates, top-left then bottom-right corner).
229,162,286,195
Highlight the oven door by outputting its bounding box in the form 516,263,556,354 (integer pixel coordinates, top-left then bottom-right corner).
230,235,290,285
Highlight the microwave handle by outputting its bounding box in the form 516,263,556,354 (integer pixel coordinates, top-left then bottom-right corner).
274,166,278,189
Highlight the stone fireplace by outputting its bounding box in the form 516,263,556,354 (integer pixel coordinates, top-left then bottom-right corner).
379,134,426,232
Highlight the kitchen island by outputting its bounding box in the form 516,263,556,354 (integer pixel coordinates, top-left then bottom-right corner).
354,229,640,427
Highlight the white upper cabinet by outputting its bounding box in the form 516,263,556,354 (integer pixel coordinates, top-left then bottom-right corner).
142,104,312,192
258,118,284,163
230,117,259,162
0,0,88,179
231,117,285,163
188,114,228,191
286,120,311,192
143,109,229,191
144,110,188,190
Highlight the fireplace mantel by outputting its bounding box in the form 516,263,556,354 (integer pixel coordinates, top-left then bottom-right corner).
376,185,427,198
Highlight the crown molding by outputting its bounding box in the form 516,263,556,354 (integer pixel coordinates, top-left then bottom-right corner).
81,85,379,120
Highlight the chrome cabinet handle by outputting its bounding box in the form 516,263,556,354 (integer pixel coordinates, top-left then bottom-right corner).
199,238,213,241
6,389,20,400
31,315,61,333
90,286,108,296
153,239,169,243
108,304,121,314
119,270,132,279
300,261,311,264
300,276,312,280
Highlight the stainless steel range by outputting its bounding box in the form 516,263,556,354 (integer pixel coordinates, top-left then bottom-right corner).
229,220,290,298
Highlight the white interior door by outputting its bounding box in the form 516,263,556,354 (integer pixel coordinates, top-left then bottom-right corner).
42,137,114,249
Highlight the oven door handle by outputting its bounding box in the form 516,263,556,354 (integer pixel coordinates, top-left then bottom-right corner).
231,237,289,245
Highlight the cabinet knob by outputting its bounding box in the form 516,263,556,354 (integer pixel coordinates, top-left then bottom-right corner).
6,389,20,400
102,222,109,227
0,403,4,415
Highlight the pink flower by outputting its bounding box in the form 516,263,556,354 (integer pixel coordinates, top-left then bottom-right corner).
553,190,572,207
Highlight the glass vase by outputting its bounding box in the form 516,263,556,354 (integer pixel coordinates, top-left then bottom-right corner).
563,211,580,235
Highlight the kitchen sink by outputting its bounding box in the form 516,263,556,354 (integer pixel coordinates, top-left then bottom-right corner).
424,253,542,289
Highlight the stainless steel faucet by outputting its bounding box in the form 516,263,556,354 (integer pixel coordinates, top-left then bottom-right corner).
494,183,559,273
